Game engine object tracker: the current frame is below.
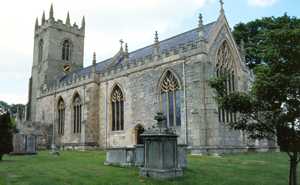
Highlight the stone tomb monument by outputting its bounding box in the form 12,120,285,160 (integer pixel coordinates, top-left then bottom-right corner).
139,113,183,179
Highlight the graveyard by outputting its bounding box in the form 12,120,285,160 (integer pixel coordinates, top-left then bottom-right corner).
0,151,288,185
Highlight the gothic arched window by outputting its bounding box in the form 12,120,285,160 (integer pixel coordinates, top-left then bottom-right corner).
160,71,181,127
57,98,65,135
111,85,124,131
216,41,236,123
38,39,43,63
62,40,71,61
73,94,82,133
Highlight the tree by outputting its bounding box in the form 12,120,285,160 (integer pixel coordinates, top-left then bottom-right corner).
0,112,13,161
232,13,300,68
210,14,300,185
10,104,25,115
0,101,10,111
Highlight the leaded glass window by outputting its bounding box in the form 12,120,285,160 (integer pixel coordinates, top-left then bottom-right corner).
216,41,236,123
62,40,71,61
73,95,82,133
111,85,124,131
58,98,65,135
160,71,181,127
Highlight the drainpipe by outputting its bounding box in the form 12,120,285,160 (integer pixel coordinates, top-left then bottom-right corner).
203,59,208,146
105,81,108,148
183,60,188,145
81,85,86,150
51,91,57,151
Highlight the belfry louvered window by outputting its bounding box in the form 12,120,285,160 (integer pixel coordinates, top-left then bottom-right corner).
62,40,71,61
160,71,181,127
73,95,82,133
216,41,237,123
111,85,124,131
38,39,43,63
58,98,65,135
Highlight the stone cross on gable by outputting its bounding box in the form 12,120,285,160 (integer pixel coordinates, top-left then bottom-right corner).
219,0,224,13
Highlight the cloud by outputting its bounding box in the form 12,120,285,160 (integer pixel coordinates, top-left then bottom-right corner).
0,0,216,104
247,0,278,7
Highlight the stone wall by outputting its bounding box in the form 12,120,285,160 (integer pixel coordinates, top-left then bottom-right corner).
35,77,99,148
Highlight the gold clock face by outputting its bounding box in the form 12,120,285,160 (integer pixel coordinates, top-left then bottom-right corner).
63,64,71,72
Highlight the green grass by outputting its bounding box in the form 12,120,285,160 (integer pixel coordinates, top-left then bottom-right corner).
0,151,291,185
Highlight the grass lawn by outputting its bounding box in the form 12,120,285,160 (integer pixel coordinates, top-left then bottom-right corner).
0,151,290,185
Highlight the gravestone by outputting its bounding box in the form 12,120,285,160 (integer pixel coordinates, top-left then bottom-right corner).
139,112,183,179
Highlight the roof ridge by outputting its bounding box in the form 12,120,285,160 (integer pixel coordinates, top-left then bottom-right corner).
128,21,216,55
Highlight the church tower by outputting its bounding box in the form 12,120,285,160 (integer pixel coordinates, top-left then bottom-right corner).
28,4,85,121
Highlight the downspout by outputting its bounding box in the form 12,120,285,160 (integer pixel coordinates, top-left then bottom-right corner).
203,58,208,146
183,60,188,145
52,91,57,150
105,81,108,148
82,85,86,149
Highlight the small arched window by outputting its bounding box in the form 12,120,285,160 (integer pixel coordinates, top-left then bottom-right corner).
216,41,236,123
62,40,71,61
57,98,65,135
73,94,82,133
38,39,43,63
111,85,124,131
160,71,181,127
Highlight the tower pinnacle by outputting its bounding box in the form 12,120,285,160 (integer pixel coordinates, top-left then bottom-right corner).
35,17,39,30
66,12,70,25
42,11,45,24
81,16,85,30
49,4,54,19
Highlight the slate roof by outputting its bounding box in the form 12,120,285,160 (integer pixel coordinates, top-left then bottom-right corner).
59,21,216,82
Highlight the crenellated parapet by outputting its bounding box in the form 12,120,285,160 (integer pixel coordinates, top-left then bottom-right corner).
40,71,93,97
34,4,85,37
98,37,205,79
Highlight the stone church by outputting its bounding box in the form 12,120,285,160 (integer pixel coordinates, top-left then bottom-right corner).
25,3,273,154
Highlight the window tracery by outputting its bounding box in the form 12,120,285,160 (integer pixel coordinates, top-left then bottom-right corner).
160,71,181,127
73,94,82,133
111,85,124,131
216,41,237,123
58,98,65,135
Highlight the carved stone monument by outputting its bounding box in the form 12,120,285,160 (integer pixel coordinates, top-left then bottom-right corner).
139,112,183,179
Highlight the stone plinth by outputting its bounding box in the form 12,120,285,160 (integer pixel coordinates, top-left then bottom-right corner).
104,144,187,168
12,134,37,155
139,113,183,179
104,147,135,166
134,144,144,166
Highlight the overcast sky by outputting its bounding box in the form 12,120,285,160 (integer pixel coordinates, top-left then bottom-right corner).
0,0,299,105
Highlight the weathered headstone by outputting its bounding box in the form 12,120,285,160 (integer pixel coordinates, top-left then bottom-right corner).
12,134,37,154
